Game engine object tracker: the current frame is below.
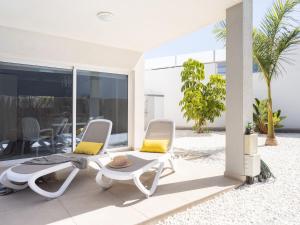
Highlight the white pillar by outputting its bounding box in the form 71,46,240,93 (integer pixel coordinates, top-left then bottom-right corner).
225,0,253,181
129,56,145,149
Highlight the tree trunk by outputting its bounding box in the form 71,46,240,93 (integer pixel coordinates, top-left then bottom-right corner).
196,119,206,133
265,82,278,146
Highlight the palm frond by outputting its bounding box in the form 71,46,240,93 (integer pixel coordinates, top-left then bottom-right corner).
213,20,226,44
272,27,300,77
212,0,300,83
254,0,300,81
260,0,299,41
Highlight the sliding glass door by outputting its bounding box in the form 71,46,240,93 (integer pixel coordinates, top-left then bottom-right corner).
0,62,129,162
76,70,128,147
0,62,73,161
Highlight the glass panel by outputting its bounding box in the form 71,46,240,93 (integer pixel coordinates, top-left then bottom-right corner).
77,70,128,147
0,62,73,161
217,62,226,75
217,61,260,74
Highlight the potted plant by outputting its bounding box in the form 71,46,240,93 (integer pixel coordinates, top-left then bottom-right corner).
244,122,258,155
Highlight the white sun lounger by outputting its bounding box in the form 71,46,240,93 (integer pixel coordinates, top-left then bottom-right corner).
0,119,112,199
96,119,176,198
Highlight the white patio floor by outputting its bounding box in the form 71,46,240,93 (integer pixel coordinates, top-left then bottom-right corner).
0,156,241,225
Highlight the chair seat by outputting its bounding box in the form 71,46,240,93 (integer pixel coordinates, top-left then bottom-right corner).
11,164,59,175
110,150,169,160
104,155,156,172
7,163,72,182
6,152,104,182
99,151,169,180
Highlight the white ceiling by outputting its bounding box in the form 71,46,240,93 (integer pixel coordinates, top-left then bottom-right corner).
0,0,241,52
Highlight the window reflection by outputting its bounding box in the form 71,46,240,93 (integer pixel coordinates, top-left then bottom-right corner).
217,62,260,74
0,62,73,161
77,70,128,147
0,63,129,161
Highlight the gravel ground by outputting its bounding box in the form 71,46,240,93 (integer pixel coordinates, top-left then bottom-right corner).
157,132,300,225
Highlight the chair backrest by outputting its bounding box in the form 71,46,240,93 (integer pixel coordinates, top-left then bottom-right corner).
76,117,104,139
81,119,112,155
22,117,40,141
55,118,68,136
144,119,175,153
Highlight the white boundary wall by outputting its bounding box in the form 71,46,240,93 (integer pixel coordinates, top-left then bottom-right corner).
145,48,300,129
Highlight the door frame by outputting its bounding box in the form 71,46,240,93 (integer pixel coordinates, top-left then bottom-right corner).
0,57,131,166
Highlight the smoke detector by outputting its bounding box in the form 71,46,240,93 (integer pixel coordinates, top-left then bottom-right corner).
97,11,114,22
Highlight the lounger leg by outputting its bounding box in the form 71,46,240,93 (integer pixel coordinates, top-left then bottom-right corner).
28,167,80,199
93,159,104,170
168,157,176,172
133,162,164,198
0,172,28,190
95,172,113,189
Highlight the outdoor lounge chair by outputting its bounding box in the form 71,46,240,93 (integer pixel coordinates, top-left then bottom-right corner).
0,119,112,199
96,119,176,198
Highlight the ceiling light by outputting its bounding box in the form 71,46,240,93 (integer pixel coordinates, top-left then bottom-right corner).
97,11,114,22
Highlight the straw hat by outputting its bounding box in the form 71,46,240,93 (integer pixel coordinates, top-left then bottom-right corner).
108,155,132,168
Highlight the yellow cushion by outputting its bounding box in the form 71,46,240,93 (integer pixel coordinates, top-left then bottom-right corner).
140,139,169,153
74,141,103,155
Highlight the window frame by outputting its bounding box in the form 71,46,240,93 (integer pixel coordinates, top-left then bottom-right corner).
0,57,131,165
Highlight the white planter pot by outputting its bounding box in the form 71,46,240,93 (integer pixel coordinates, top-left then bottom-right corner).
244,154,261,177
244,133,258,155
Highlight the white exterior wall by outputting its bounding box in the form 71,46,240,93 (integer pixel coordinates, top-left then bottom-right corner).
253,60,300,129
145,67,189,128
145,46,300,130
131,56,145,149
0,26,145,150
145,95,164,126
145,64,225,128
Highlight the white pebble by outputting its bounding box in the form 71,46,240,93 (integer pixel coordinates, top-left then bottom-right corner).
158,132,300,225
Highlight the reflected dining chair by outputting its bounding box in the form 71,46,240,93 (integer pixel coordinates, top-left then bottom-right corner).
21,117,54,156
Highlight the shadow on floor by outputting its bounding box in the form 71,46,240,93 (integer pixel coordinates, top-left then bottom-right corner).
0,165,238,225
115,174,236,207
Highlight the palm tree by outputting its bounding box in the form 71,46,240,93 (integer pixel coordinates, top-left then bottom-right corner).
214,0,300,145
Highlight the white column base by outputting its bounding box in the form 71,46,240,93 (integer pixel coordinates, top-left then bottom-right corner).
224,171,246,182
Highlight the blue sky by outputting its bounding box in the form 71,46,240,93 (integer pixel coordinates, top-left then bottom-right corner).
145,0,275,58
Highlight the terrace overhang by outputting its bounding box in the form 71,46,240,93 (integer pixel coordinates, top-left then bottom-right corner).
0,0,252,181
0,0,241,52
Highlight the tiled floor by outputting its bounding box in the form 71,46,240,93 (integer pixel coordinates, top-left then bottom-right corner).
0,159,241,225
